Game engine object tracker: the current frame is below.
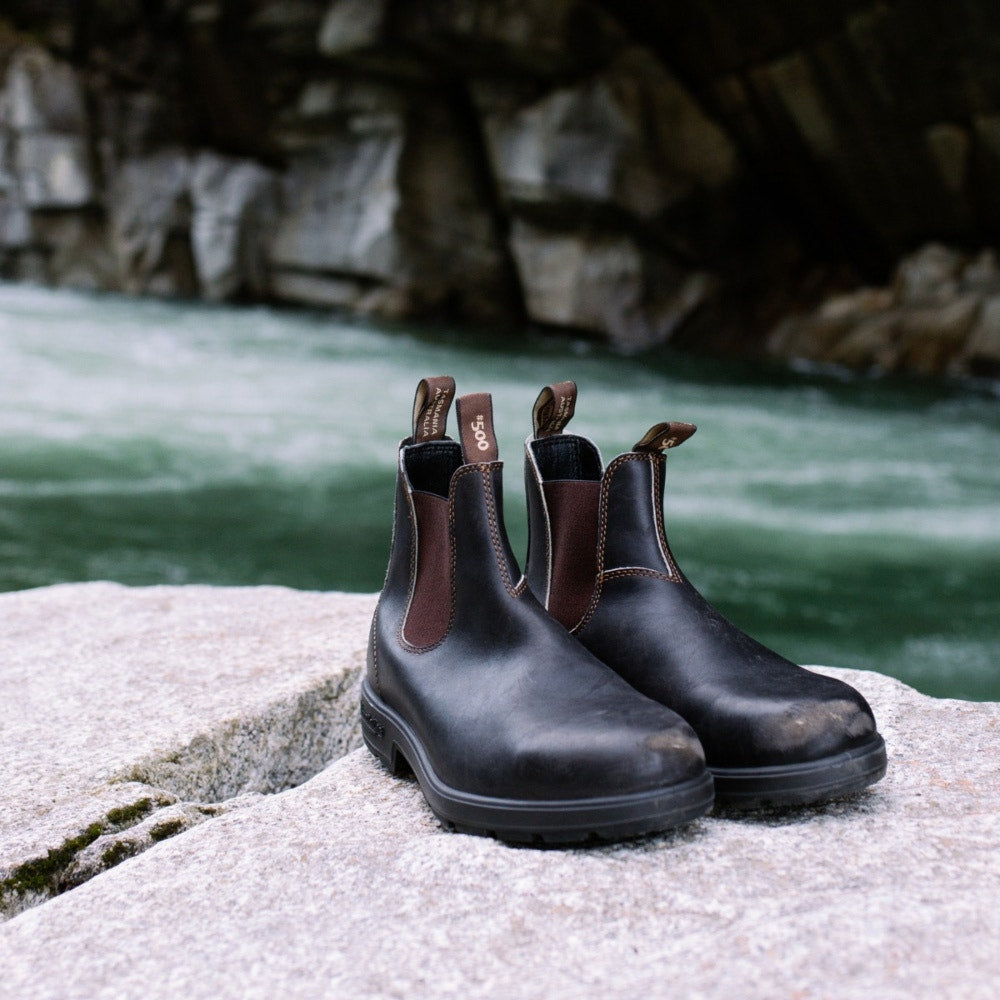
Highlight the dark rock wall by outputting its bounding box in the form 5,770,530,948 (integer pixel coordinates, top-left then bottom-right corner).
634,1,1000,265
2,1,999,375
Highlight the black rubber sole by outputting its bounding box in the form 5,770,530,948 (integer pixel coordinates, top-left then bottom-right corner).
360,680,714,844
710,735,888,809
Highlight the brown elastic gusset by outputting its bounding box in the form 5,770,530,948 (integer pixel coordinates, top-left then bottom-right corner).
632,421,697,453
402,491,453,648
455,392,499,463
542,479,601,630
412,375,456,443
532,381,577,439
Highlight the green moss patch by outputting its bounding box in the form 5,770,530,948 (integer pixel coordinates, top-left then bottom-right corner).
100,841,137,868
149,819,186,843
106,798,154,827
0,822,105,899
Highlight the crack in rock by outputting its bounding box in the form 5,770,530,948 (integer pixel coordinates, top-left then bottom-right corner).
1,668,363,920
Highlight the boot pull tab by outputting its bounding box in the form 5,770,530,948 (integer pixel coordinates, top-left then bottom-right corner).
455,392,499,463
633,421,697,452
412,375,456,443
532,381,577,439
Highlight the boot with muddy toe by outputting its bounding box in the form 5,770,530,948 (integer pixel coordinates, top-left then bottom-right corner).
523,381,887,809
361,376,714,843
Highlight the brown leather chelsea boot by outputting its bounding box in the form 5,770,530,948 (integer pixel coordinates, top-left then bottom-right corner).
361,376,714,842
524,381,887,809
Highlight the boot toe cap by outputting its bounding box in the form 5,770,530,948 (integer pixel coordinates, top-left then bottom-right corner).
509,714,706,800
704,684,878,768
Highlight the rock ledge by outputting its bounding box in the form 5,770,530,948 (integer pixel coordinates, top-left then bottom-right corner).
1,583,998,999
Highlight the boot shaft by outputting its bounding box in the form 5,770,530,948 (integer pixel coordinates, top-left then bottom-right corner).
364,376,714,833
377,378,525,661
525,381,695,630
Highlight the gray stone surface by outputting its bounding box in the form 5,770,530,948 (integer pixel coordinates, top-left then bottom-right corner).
1,584,998,997
767,242,1000,375
13,133,93,208
0,49,94,211
2,49,88,133
108,149,194,296
8,6,1000,371
482,48,737,219
0,583,375,918
269,135,404,280
510,218,714,349
190,152,279,300
317,0,390,56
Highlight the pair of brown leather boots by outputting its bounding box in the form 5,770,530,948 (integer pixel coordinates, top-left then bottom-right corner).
361,376,887,844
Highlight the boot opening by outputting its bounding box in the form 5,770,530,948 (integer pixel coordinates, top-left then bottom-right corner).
404,441,463,497
531,435,602,483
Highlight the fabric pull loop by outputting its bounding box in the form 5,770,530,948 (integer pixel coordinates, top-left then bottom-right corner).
455,392,499,463
412,375,456,443
633,421,697,452
532,381,577,439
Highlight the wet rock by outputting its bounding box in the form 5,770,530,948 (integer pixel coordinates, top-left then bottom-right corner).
190,152,279,300
317,0,390,56
0,198,30,248
2,48,88,133
94,90,182,175
13,133,93,208
0,48,94,210
392,100,517,323
895,297,980,375
960,249,1000,296
393,0,626,77
108,149,195,297
510,218,715,350
962,295,1000,375
267,270,370,309
269,133,404,281
924,123,971,197
893,243,966,306
767,243,1000,375
270,81,513,323
7,2,1000,370
481,47,737,222
29,211,117,291
823,312,900,371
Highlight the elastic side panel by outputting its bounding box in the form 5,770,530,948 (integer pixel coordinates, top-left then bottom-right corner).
542,480,601,629
402,491,452,647
531,435,602,482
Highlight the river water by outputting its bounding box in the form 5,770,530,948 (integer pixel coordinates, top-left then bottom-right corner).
2,284,998,700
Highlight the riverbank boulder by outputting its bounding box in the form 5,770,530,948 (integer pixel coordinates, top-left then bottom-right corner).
768,243,1000,378
0,582,998,998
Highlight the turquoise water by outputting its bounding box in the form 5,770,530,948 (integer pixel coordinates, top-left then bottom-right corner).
1,284,998,700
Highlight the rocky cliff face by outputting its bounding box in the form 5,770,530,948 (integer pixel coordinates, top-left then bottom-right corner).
2,1,1000,376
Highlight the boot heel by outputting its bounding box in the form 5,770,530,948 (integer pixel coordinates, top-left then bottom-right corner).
360,690,410,776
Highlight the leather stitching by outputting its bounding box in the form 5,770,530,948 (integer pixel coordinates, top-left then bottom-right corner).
652,454,681,578
479,465,525,598
573,452,632,633
525,443,552,606
396,483,421,649
601,567,676,584
573,452,680,634
370,604,381,695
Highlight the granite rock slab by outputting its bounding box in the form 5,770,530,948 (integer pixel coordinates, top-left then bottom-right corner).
1,582,998,999
0,583,376,917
